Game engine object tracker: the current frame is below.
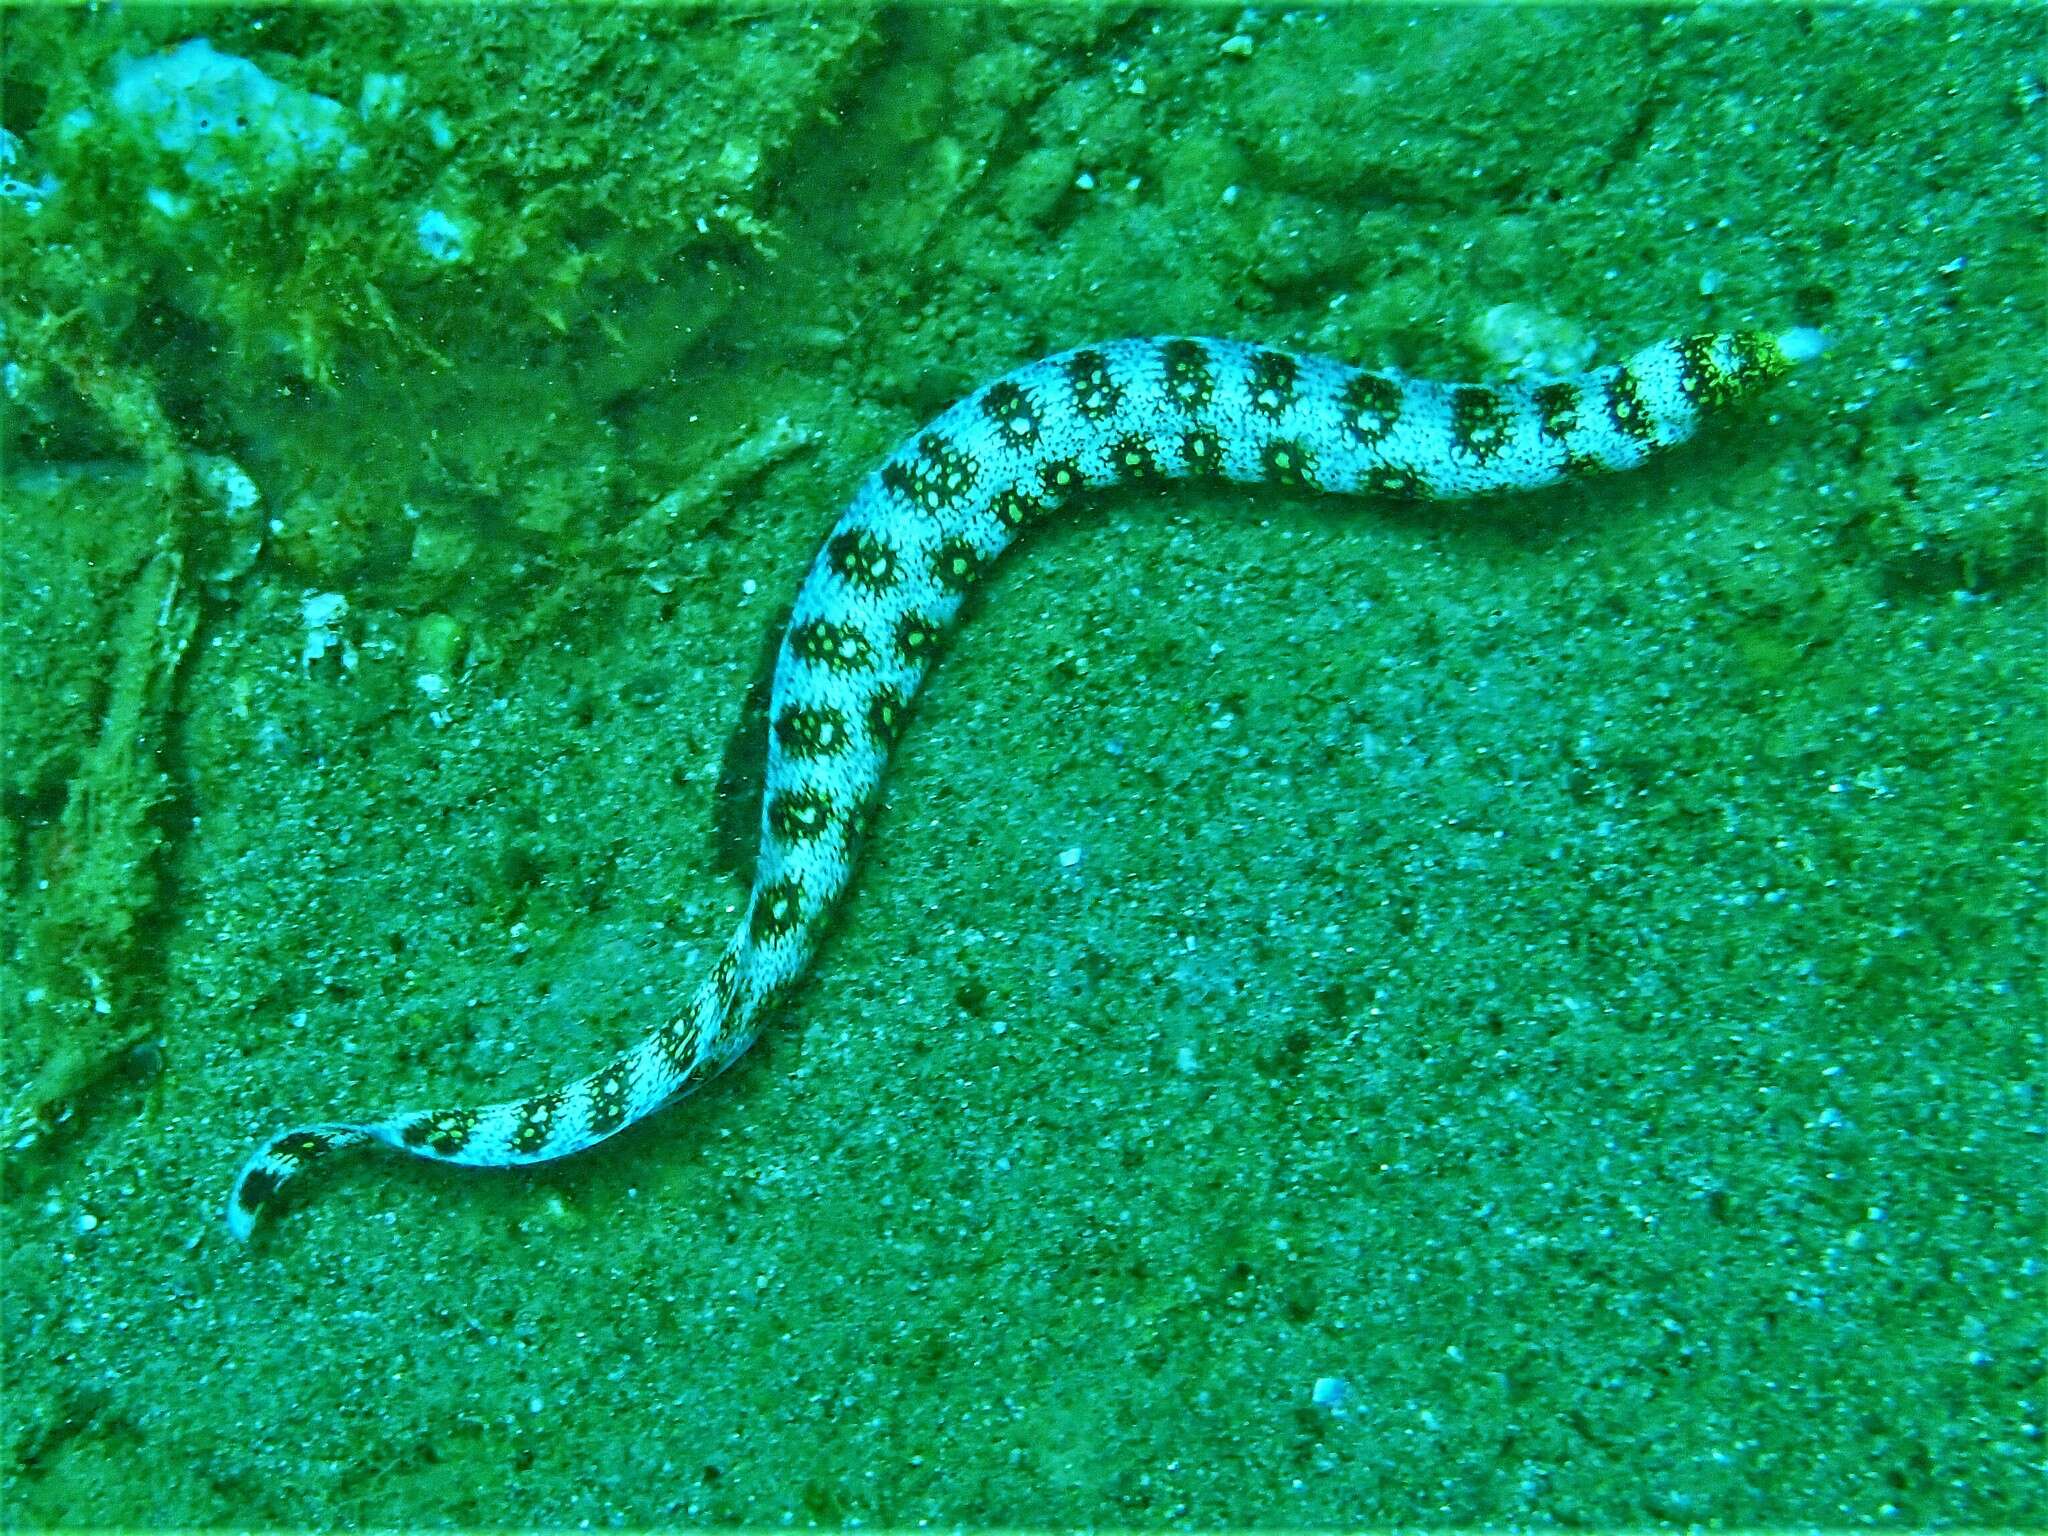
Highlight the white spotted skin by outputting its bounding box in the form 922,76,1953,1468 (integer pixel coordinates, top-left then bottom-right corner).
226,328,1816,1239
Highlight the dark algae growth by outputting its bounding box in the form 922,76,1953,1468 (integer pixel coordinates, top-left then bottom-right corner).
2,6,2040,1527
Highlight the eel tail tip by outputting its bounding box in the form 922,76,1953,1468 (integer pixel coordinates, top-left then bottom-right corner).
225,1157,279,1241
224,1122,369,1242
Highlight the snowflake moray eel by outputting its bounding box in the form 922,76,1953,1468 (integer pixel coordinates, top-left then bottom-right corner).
228,325,1824,1239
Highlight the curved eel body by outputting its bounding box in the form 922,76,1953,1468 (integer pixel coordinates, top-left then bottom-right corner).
228,327,1822,1238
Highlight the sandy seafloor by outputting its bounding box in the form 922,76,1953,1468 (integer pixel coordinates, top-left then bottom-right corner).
1,5,2041,1527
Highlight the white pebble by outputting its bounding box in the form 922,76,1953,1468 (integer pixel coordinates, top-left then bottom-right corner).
300,591,348,629
415,208,466,263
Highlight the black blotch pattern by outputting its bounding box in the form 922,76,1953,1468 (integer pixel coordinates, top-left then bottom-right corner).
827,528,903,597
276,1130,332,1162
894,611,943,668
774,703,849,758
768,784,836,844
1724,332,1778,390
880,432,980,514
1366,466,1428,500
584,1065,630,1137
866,684,908,749
1533,382,1579,442
929,537,986,595
1671,336,1718,405
1066,349,1124,421
1036,457,1084,505
750,876,805,943
1450,386,1511,460
1109,433,1164,483
236,1167,280,1212
1341,371,1403,447
979,380,1042,450
990,486,1041,533
1260,437,1317,488
403,1110,474,1157
1246,349,1299,420
1605,367,1655,444
1180,428,1225,477
789,617,874,675
1160,338,1215,411
653,1020,698,1076
710,949,743,1019
510,1097,559,1155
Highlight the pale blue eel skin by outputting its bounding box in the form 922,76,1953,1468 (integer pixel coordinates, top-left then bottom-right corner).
227,325,1825,1238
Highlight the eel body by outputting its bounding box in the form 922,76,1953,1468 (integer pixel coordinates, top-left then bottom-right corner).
228,326,1822,1238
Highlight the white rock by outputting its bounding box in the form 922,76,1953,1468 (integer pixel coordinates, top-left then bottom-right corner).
109,38,362,191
